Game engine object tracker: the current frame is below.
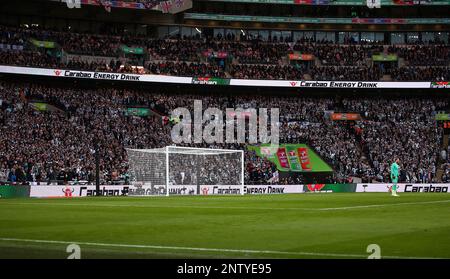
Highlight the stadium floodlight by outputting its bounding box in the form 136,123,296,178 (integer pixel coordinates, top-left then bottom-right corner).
126,146,244,196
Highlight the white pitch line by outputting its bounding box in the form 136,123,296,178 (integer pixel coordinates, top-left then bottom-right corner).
1,199,450,211
0,237,443,259
317,199,450,211
0,201,317,211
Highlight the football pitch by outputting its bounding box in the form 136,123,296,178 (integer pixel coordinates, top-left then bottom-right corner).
0,193,450,259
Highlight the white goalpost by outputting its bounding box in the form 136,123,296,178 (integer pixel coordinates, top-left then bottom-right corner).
126,146,245,196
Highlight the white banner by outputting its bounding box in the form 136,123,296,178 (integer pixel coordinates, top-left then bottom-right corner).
0,65,436,89
245,185,304,194
0,66,192,84
199,185,243,195
230,79,432,89
199,185,304,195
129,184,198,196
29,183,450,198
30,185,130,198
29,184,306,198
356,183,450,193
129,184,304,196
128,183,166,196
30,184,199,198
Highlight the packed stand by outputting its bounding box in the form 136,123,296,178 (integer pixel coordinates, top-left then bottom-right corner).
1,81,448,185
342,98,447,183
1,25,449,81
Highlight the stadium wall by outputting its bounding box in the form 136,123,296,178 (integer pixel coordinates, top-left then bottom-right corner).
1,184,449,198
0,185,31,198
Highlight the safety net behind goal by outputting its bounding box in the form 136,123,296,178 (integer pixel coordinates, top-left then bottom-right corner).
126,146,244,196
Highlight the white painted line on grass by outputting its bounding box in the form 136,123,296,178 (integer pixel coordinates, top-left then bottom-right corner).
0,237,443,259
1,199,450,211
0,201,317,211
318,199,450,210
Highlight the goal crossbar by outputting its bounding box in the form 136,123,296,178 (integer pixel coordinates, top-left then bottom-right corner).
126,146,241,155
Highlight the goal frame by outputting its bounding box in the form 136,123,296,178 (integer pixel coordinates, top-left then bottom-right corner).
127,146,245,196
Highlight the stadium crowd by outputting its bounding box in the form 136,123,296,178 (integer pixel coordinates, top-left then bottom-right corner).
439,143,450,184
342,98,446,183
0,25,449,81
0,81,448,185
0,24,448,185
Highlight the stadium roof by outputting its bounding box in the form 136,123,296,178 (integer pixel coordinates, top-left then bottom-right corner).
198,0,450,5
185,13,450,24
50,0,192,14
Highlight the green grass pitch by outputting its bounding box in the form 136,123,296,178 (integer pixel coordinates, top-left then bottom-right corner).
0,193,450,259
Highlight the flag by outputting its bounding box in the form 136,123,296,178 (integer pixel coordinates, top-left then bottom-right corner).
288,42,295,50
142,0,161,9
367,0,381,8
157,0,191,14
294,0,330,4
102,0,112,12
392,0,429,5
160,1,172,13
268,170,279,183
161,116,169,126
173,0,184,8
94,0,112,12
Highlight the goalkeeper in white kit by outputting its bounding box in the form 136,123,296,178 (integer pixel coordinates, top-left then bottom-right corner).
390,158,400,197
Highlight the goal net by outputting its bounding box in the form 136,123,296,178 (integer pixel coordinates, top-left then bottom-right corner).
126,146,244,196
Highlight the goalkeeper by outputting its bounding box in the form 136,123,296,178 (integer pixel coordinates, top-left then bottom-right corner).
390,158,400,197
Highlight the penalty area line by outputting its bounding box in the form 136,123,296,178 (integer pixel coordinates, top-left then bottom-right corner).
0,237,442,259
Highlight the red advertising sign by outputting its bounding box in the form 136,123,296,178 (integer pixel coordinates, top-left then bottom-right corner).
306,184,325,191
288,53,314,61
298,147,312,171
276,147,290,169
331,113,361,121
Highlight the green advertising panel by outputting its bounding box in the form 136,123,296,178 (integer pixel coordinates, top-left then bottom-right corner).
303,183,356,193
436,113,450,121
285,145,303,171
191,77,231,85
0,185,31,198
121,45,144,54
431,81,450,88
372,54,398,61
30,39,56,49
31,102,48,112
125,107,150,117
249,144,333,172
